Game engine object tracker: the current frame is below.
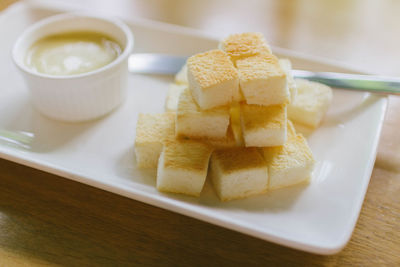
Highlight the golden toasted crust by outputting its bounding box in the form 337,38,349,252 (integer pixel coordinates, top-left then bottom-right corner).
263,132,314,171
236,54,285,82
220,32,271,61
187,49,238,90
135,113,175,144
241,103,286,131
162,139,213,172
212,147,267,174
177,88,230,117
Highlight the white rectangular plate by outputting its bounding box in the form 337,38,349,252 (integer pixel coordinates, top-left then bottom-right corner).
0,2,387,255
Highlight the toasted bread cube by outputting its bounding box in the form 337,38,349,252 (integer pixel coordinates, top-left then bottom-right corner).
165,83,186,112
219,32,271,63
279,59,297,103
286,120,297,137
176,88,230,140
288,79,333,128
157,139,213,197
135,113,175,168
230,103,244,146
187,49,239,109
179,123,238,149
262,121,315,190
292,121,315,137
183,124,237,149
175,63,188,85
237,54,289,106
209,147,268,201
240,103,287,147
206,124,237,149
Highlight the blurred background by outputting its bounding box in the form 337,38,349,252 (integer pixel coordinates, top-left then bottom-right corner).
2,0,400,75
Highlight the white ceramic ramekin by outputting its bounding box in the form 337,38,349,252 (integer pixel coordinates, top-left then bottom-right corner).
12,13,134,122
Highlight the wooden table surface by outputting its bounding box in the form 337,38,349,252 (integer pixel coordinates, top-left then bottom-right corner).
1,0,400,266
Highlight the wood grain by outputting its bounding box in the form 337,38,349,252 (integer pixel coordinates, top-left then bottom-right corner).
1,0,400,266
1,158,399,266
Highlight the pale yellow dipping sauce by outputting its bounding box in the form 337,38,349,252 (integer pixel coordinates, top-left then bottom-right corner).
25,31,122,76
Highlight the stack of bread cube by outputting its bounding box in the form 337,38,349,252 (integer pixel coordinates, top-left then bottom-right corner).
135,32,332,201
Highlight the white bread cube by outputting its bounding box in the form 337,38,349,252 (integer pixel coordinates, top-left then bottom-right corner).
178,122,238,149
237,54,289,106
240,103,287,147
292,121,315,137
176,88,230,140
209,147,268,201
206,124,237,149
262,121,315,190
135,113,175,168
288,79,333,128
165,83,186,112
286,120,297,136
157,139,213,197
187,49,239,109
230,103,244,146
219,32,271,63
279,58,297,103
175,63,188,85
